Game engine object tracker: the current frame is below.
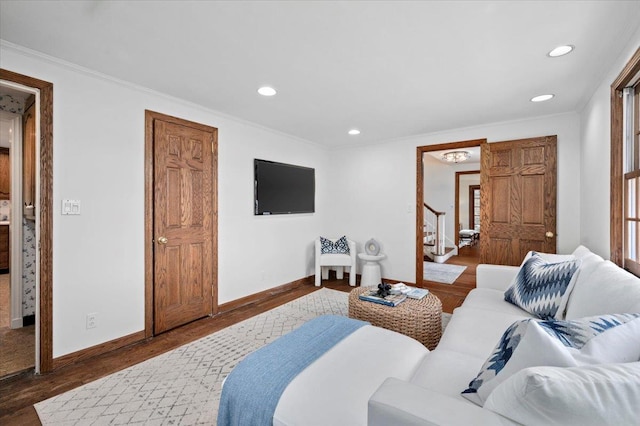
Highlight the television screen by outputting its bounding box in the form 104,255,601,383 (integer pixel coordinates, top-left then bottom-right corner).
254,159,315,215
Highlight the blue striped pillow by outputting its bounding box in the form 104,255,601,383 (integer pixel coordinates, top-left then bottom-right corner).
504,253,581,319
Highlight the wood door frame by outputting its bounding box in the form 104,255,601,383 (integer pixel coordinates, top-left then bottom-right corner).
416,139,486,285
454,170,480,246
0,69,54,373
611,47,640,266
144,110,218,339
469,185,481,231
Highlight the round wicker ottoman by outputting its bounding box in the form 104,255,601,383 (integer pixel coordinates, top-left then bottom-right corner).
348,287,442,350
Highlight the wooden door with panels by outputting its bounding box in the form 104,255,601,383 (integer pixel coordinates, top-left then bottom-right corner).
480,136,557,265
146,111,218,335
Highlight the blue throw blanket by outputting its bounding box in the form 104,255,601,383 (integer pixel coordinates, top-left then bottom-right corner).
217,315,369,426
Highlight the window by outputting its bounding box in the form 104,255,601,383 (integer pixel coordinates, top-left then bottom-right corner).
623,82,640,275
611,47,640,272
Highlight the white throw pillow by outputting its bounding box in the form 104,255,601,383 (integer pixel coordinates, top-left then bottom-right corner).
504,253,581,319
571,245,594,259
565,260,640,319
461,313,640,406
485,362,640,426
521,250,576,264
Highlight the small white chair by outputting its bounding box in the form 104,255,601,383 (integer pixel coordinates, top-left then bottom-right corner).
315,237,357,287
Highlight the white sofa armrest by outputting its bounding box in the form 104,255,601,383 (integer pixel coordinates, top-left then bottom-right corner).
475,264,520,292
368,378,515,426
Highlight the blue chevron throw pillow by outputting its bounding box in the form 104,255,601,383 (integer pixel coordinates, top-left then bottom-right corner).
504,253,581,319
462,313,640,406
320,236,350,254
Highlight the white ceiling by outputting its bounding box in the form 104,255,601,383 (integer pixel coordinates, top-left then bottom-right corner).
1,1,639,147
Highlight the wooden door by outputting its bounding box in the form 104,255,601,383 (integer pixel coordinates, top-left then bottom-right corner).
480,136,557,265
153,117,217,334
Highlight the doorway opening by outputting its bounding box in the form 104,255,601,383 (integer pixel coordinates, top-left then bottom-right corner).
0,69,54,376
416,139,485,310
455,171,480,261
0,83,37,377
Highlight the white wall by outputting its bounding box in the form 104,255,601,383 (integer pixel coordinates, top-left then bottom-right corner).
579,27,640,259
0,44,329,357
326,112,581,283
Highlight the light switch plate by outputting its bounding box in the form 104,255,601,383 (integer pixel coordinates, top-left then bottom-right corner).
62,199,81,215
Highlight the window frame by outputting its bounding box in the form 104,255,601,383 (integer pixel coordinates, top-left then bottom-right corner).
611,47,640,270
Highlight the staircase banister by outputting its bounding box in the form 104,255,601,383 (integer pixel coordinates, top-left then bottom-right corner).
423,202,445,216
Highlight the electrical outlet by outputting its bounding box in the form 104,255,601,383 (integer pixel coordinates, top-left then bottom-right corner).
86,313,97,329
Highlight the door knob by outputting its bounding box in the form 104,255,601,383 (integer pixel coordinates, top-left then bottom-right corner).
157,236,168,244
545,231,554,238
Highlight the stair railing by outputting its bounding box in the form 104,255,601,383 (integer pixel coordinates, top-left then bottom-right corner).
424,203,446,256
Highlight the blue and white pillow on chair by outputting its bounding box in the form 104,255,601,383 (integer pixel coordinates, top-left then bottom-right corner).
320,236,350,254
504,252,581,319
462,313,640,406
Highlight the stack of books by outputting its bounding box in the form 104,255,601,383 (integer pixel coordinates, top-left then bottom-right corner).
358,283,430,307
390,283,430,300
358,290,407,307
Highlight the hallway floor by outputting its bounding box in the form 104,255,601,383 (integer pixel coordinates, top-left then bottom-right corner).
0,273,36,379
422,243,480,311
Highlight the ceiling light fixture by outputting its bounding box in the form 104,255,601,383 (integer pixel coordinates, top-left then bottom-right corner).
548,45,574,57
531,94,554,102
348,129,361,135
441,151,470,163
257,86,277,96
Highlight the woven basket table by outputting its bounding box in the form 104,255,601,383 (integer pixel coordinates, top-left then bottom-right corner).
348,287,442,350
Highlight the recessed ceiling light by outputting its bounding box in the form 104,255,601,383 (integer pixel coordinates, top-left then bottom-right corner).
530,94,554,103
348,129,361,135
548,45,574,57
257,86,276,96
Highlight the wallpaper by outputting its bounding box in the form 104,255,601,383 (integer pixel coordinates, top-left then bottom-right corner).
23,217,36,316
0,94,25,114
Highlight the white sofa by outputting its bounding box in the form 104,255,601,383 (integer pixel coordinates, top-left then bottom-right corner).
270,246,640,425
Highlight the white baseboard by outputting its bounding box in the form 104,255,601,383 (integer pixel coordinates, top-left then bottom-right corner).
11,316,24,329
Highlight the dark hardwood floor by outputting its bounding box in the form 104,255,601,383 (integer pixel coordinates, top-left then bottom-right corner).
422,243,479,312
0,271,473,425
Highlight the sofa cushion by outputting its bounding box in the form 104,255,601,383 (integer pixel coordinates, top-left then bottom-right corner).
484,362,640,426
437,307,531,359
565,260,640,319
410,349,486,399
504,253,581,319
461,313,640,406
319,236,350,254
461,288,531,317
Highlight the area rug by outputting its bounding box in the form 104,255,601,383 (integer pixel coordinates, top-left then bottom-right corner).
423,262,467,284
35,288,452,425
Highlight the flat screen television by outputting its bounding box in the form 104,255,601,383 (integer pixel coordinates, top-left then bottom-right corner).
254,159,315,215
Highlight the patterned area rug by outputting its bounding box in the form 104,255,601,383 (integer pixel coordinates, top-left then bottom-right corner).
35,288,451,425
423,262,467,284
